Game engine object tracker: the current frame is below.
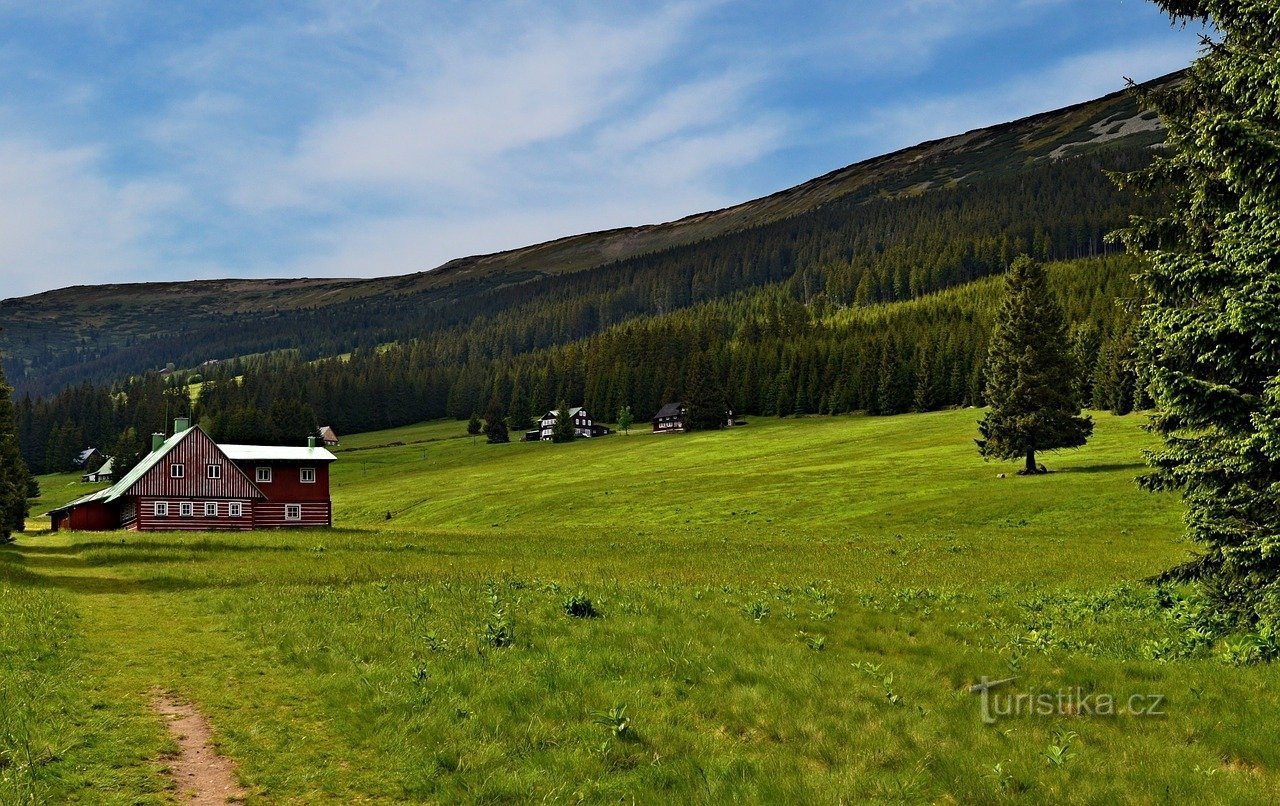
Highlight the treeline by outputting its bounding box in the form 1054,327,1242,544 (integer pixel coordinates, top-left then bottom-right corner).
16,257,1147,474
8,144,1157,399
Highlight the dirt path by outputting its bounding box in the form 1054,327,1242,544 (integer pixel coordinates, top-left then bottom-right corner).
152,692,247,804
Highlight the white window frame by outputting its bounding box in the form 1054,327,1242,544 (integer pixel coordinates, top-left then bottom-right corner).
204,502,217,517
206,464,221,479
180,502,193,517
256,467,272,483
154,501,168,518
229,502,242,518
170,463,185,478
285,504,302,521
300,467,316,484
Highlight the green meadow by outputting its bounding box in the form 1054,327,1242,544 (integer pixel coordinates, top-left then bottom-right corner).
4,410,1280,803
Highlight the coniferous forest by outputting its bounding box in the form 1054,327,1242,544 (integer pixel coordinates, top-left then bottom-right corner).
11,135,1161,472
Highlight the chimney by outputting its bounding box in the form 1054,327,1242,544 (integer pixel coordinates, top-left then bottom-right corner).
151,433,165,452
174,417,190,433
307,436,317,448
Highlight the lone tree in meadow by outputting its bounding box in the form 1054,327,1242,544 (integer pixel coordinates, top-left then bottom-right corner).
1112,0,1280,626
0,354,32,542
484,404,509,444
551,402,576,443
977,255,1093,474
466,412,482,436
617,405,633,435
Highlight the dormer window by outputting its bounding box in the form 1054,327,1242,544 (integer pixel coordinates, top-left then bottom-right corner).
170,463,185,478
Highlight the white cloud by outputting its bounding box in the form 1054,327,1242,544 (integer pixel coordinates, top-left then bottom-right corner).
0,137,185,299
847,40,1196,156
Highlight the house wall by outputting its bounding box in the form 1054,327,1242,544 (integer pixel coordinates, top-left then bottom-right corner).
60,502,119,531
230,460,333,527
130,497,257,531
124,429,262,500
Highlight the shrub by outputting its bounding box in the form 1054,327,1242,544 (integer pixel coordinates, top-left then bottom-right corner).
563,594,598,619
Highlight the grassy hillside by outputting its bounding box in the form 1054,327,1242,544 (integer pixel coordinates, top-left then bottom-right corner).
1,74,1174,397
6,411,1280,802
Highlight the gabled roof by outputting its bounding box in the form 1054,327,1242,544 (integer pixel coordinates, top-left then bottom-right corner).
654,402,686,419
318,425,339,441
102,427,196,503
85,457,115,477
74,447,101,465
543,407,585,419
219,444,337,462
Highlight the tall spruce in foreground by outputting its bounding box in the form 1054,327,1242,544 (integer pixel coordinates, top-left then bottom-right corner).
977,255,1093,473
1113,1,1280,627
0,354,31,541
484,404,509,444
551,402,576,443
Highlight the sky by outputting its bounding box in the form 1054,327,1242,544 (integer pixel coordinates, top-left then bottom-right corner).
0,1,1208,299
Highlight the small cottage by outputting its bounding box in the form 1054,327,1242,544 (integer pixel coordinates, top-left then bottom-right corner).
318,425,340,446
524,407,610,441
82,456,115,483
652,402,687,433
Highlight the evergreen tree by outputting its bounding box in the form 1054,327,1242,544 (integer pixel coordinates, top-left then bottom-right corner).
111,427,146,481
617,405,633,435
1113,1,1280,626
685,354,726,431
484,404,509,444
551,401,576,443
466,412,482,436
0,357,31,541
977,255,1093,473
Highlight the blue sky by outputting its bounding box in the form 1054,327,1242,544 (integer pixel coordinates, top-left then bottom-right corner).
0,1,1206,299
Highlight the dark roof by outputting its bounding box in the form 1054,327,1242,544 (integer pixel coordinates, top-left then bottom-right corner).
654,402,685,419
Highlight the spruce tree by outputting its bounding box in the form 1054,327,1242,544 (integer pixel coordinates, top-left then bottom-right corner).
0,356,31,541
685,354,726,431
1113,1,1280,625
551,401,576,443
466,412,482,436
977,255,1093,473
484,404,510,444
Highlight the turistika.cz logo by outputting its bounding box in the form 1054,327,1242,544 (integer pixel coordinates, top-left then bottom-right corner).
969,677,1166,724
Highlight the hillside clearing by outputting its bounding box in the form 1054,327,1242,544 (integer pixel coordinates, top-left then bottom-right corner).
4,410,1279,802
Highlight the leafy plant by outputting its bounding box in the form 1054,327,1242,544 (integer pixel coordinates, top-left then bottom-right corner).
796,631,826,651
743,600,769,623
563,593,599,619
1045,728,1078,767
592,704,632,738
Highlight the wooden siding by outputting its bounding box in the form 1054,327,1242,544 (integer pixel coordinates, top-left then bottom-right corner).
121,429,263,501
252,501,332,529
231,461,331,503
131,497,257,532
65,502,119,530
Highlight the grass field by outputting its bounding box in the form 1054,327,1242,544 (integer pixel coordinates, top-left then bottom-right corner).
4,410,1280,803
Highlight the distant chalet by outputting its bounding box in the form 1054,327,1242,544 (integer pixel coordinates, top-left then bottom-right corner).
82,456,115,483
524,407,610,441
652,402,687,433
48,418,336,532
318,425,340,446
652,402,739,433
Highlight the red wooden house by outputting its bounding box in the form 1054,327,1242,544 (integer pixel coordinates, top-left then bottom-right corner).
47,419,336,532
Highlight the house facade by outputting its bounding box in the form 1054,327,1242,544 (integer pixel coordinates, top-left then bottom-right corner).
48,420,336,532
652,402,687,433
524,407,610,441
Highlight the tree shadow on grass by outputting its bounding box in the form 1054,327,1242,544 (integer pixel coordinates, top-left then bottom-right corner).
1061,462,1148,474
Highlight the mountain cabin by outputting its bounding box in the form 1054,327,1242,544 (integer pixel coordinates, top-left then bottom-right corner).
318,425,340,446
524,407,610,441
651,402,739,433
47,418,336,532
